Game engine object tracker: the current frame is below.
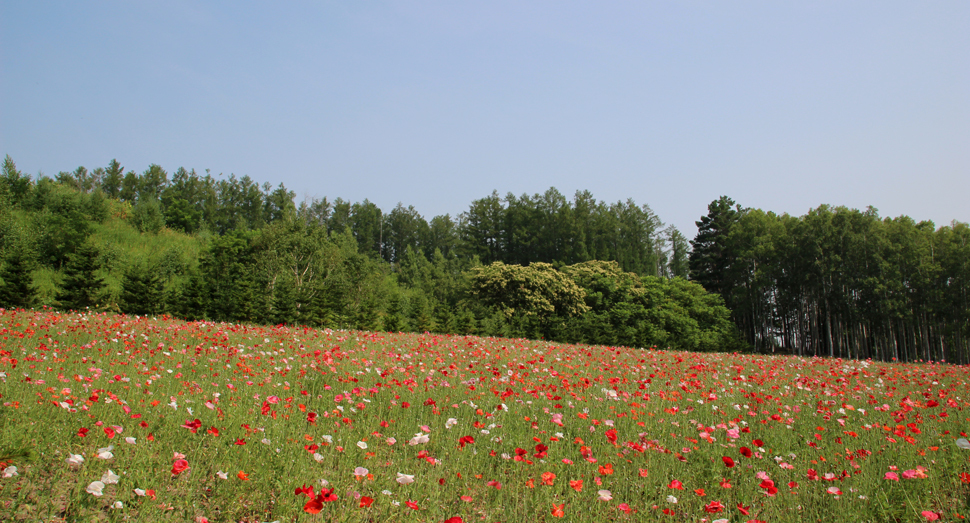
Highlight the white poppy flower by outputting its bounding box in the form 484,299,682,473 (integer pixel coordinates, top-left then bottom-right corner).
101,470,120,484
86,481,106,496
396,472,415,485
66,454,85,466
408,432,429,446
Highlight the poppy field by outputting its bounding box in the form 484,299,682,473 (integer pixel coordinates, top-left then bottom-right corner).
1,309,969,522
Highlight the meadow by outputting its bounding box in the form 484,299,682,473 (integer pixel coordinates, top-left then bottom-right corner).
0,308,968,522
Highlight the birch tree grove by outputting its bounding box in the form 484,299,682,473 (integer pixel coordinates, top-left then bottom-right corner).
691,200,970,363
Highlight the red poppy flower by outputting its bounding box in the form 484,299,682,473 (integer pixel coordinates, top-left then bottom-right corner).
722,456,735,468
551,504,565,518
605,429,617,444
668,479,684,490
171,459,189,476
405,500,419,510
77,427,89,437
541,472,556,485
704,500,725,513
304,498,323,514
359,496,374,508
316,488,337,503
760,479,778,496
740,447,752,458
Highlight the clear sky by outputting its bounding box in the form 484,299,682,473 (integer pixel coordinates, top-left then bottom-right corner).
2,1,967,237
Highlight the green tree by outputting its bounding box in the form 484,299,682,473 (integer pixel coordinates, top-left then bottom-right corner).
0,247,37,309
427,214,458,259
469,261,589,327
385,203,429,263
101,159,124,198
56,242,106,310
161,167,204,233
119,171,140,202
130,196,165,234
33,180,92,267
139,164,168,200
459,191,505,263
120,262,163,315
1,156,32,207
263,183,296,223
689,196,742,296
666,226,691,278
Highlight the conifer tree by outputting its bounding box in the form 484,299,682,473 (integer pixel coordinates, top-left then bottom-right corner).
56,243,105,311
0,248,37,309
179,271,208,321
270,277,298,325
120,262,163,315
689,196,742,297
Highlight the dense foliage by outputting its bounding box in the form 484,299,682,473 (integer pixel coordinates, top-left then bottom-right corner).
0,156,734,351
690,197,970,363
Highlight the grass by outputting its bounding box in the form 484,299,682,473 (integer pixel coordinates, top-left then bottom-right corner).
0,308,968,522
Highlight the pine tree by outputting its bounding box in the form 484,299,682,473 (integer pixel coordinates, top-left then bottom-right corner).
0,248,37,309
56,243,106,311
689,196,742,297
120,262,163,315
270,277,298,325
180,271,208,320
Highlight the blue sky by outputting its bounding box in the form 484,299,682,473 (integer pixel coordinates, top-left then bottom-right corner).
1,1,967,236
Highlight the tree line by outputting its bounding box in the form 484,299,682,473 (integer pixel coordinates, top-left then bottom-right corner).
3,157,690,276
689,196,970,364
0,155,732,351
6,156,965,363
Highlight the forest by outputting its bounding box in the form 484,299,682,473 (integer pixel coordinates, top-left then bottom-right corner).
1,155,967,363
0,156,734,353
691,197,970,363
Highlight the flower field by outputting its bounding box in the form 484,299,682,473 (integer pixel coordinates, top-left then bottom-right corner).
1,309,969,522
